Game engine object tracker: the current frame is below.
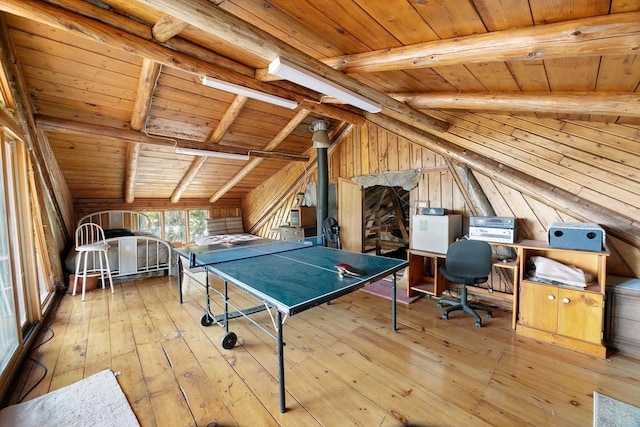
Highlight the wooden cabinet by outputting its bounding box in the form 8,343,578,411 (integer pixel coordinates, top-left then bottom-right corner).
279,225,316,241
516,240,609,358
605,276,640,359
519,282,604,343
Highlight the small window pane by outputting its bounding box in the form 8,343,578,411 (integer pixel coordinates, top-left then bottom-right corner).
165,211,186,243
141,211,161,237
189,210,207,242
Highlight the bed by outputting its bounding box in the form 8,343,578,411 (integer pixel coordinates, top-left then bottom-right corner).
64,210,174,282
181,217,263,289
193,216,262,245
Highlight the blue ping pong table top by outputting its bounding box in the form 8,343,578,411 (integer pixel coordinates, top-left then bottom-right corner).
174,240,408,315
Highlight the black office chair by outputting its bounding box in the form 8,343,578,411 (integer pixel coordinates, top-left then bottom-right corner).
438,240,493,327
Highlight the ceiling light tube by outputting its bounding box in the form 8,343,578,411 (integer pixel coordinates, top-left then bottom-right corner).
268,57,382,113
175,146,250,160
201,76,298,109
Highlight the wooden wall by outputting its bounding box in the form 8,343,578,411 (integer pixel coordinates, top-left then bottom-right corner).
244,113,640,290
429,111,640,278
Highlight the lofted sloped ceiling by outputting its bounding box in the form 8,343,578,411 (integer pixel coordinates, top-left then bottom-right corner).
0,0,638,208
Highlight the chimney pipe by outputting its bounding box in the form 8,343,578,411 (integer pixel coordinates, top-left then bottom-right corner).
310,120,330,242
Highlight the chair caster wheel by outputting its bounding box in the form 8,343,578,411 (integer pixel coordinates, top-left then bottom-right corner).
437,301,443,308
441,313,449,320
475,321,482,328
486,312,493,318
221,332,237,349
201,314,214,326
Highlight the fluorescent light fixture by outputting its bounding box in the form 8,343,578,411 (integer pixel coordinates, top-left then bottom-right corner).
268,57,381,113
200,76,298,109
176,146,250,161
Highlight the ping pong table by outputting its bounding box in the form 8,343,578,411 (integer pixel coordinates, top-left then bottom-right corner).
174,239,408,413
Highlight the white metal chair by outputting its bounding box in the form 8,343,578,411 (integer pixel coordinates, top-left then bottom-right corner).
73,223,114,301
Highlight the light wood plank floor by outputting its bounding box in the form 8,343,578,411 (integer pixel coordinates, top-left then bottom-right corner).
7,274,640,426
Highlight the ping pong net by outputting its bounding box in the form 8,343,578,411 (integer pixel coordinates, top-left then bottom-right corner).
187,240,314,269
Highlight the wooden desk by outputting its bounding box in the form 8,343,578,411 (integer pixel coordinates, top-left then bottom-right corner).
407,242,520,329
407,249,448,298
407,239,610,357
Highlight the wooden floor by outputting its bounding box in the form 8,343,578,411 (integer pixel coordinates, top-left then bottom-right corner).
7,273,640,426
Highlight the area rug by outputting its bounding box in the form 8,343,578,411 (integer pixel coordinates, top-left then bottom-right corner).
360,277,422,305
0,369,140,427
594,391,640,427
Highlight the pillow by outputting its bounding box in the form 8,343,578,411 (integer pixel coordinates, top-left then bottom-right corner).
104,228,135,239
225,217,244,234
206,218,227,236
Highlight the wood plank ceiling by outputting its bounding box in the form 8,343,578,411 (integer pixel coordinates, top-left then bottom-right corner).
0,0,638,205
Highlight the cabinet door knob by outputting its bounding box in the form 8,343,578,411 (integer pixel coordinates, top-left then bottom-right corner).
547,295,555,301
562,298,570,304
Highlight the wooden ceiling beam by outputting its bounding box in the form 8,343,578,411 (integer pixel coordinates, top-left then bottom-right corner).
171,156,207,203
131,59,162,131
390,92,640,117
132,0,449,133
126,58,162,203
209,108,311,203
152,14,189,42
323,12,640,73
27,0,254,77
124,143,141,204
207,95,248,143
299,100,366,126
0,0,299,104
34,116,308,161
172,95,248,203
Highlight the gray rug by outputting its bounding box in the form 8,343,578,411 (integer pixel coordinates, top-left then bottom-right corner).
594,391,640,427
0,369,140,427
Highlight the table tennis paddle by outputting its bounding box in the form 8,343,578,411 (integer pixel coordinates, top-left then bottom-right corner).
336,263,366,277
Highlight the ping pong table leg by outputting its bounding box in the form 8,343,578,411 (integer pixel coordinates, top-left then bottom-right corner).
277,310,286,413
392,272,397,331
177,255,183,304
223,281,229,332
201,269,215,326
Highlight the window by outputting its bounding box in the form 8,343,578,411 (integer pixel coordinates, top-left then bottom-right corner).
164,211,186,243
0,131,39,377
141,210,161,236
188,209,207,242
139,209,209,244
0,144,19,373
